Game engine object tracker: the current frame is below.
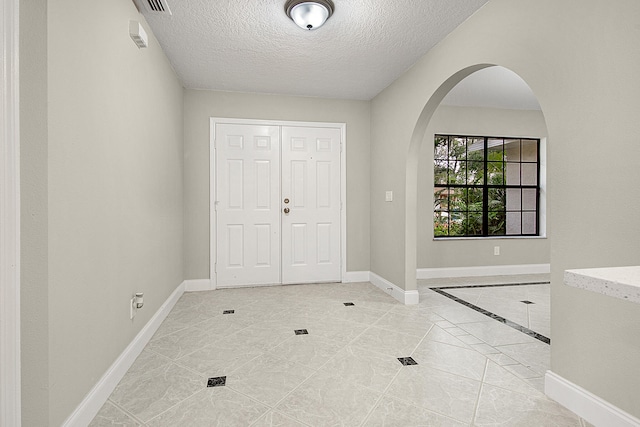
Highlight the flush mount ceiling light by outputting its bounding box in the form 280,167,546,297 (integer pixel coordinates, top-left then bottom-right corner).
285,0,335,31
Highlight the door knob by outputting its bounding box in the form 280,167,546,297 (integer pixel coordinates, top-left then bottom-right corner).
284,198,290,204
284,207,290,214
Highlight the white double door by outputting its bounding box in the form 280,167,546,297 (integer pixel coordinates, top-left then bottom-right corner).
215,122,342,287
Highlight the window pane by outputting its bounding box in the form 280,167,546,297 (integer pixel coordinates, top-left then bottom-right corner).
504,139,521,162
522,163,538,185
506,188,521,211
521,139,538,162
523,212,537,234
506,163,520,185
434,211,449,237
467,187,484,210
506,211,521,235
522,188,537,211
467,161,484,185
448,161,465,184
449,137,467,160
450,187,467,211
464,212,483,236
467,138,484,161
434,159,448,185
487,162,504,185
488,188,505,212
434,186,448,211
487,138,504,162
489,210,506,235
434,136,448,160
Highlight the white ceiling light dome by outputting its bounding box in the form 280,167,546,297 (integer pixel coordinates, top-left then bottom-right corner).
285,0,335,31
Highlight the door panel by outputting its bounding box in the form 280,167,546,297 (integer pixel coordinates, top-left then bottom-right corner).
216,124,280,286
281,126,341,284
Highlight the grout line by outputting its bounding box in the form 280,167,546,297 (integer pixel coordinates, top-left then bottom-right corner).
472,359,490,425
143,388,208,425
358,366,404,426
106,398,147,425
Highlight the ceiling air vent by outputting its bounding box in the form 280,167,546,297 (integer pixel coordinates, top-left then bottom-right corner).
133,0,172,15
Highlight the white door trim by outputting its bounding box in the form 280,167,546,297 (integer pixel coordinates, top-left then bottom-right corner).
0,0,22,424
210,117,347,290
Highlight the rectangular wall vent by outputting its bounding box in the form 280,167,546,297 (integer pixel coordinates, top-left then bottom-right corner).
133,0,172,15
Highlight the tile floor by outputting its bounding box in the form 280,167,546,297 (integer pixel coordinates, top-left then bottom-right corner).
90,275,594,427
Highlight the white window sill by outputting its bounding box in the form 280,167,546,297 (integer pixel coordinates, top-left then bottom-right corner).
433,235,547,241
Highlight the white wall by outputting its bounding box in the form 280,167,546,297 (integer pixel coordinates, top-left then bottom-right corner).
417,105,549,268
21,0,185,424
183,89,371,279
371,0,640,417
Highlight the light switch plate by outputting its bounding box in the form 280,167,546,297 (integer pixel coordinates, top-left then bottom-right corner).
385,191,393,202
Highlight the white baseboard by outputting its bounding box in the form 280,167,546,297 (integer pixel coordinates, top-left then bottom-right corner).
370,272,419,305
417,263,551,279
342,271,371,283
62,281,186,427
184,279,214,292
545,371,640,427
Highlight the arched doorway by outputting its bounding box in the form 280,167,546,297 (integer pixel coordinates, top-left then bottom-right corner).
405,64,549,303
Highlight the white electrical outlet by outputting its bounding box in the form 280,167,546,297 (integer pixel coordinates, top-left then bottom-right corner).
385,191,393,202
494,246,500,256
130,297,136,319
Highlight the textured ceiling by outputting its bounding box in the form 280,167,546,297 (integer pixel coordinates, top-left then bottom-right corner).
140,0,489,100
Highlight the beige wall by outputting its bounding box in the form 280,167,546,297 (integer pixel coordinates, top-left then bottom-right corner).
183,90,371,279
21,0,185,424
418,105,550,268
371,0,640,417
20,1,49,425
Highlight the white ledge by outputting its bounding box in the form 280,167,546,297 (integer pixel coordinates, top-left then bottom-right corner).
564,266,640,304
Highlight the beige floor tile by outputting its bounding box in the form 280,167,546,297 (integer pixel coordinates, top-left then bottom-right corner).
470,343,500,355
323,305,390,325
474,384,581,426
483,361,546,398
496,341,550,376
318,345,402,391
424,325,472,349
386,364,481,423
147,325,221,361
301,317,370,345
432,304,493,324
457,321,539,347
126,349,172,375
412,340,488,381
276,371,381,427
89,401,141,427
485,352,518,366
146,386,268,427
350,326,424,357
251,410,309,427
174,336,265,377
227,353,315,406
267,333,344,370
503,363,541,380
373,310,436,338
110,362,204,423
363,397,468,427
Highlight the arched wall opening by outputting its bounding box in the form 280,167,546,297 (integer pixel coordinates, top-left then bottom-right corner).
404,64,549,296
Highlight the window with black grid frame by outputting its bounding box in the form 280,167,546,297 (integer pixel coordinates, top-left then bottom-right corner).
434,135,540,237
